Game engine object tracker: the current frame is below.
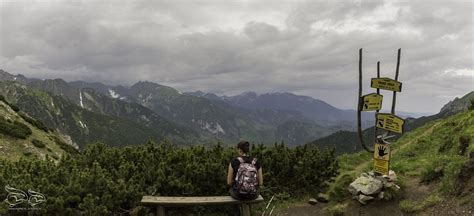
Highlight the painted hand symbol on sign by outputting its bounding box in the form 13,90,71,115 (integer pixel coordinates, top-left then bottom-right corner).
378,146,387,157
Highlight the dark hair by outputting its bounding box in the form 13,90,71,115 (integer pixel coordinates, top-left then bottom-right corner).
237,141,250,153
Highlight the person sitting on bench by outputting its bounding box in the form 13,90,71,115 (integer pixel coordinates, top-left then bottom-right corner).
227,141,263,201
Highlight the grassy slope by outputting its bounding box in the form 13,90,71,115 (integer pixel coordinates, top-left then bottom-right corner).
0,101,67,161
326,109,473,214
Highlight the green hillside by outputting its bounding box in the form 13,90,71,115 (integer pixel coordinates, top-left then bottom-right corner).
308,91,474,155
0,97,75,161
322,109,473,214
0,81,200,148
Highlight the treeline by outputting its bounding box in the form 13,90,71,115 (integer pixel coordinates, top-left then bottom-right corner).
0,141,338,215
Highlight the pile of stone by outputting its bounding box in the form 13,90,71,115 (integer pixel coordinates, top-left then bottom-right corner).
348,170,400,205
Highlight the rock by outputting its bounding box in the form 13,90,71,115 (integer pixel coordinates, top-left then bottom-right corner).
376,192,384,200
367,171,376,177
348,173,383,196
388,170,397,182
316,193,329,203
384,181,394,188
357,194,374,205
308,198,318,205
393,184,401,191
348,185,360,196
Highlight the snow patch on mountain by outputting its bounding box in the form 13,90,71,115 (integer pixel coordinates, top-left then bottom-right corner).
108,89,120,99
199,120,226,135
78,120,87,129
79,91,84,108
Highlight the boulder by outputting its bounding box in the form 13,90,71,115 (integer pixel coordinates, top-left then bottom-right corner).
357,194,374,205
348,173,383,196
316,193,329,203
308,198,318,205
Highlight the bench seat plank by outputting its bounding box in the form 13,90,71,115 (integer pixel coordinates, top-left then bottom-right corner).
141,195,263,206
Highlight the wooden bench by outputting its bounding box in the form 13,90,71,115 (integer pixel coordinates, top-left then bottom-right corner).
140,195,264,216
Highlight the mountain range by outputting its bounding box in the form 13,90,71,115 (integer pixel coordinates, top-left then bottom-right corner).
2,69,466,150
1,69,366,147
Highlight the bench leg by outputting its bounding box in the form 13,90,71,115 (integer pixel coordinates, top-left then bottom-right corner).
156,206,165,216
241,204,251,216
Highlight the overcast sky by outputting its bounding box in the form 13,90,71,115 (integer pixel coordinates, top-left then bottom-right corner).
0,0,472,113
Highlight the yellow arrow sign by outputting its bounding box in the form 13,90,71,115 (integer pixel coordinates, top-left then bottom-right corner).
374,158,389,175
361,93,383,111
373,143,390,161
376,113,405,134
371,77,402,92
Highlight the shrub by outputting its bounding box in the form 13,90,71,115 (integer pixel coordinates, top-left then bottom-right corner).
0,95,20,112
328,172,355,202
458,135,470,155
32,139,46,148
0,142,339,214
9,104,20,112
52,136,79,154
19,112,49,132
0,118,32,139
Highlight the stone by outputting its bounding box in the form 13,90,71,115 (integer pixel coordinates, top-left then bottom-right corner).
348,173,383,196
348,185,360,196
376,192,384,200
388,170,397,182
384,181,394,188
393,184,401,191
316,193,329,203
357,194,374,205
308,198,318,205
367,171,376,177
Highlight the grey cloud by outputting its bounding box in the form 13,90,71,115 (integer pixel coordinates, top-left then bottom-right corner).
0,0,472,113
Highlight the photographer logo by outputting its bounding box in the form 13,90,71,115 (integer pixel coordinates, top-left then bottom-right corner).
4,185,46,210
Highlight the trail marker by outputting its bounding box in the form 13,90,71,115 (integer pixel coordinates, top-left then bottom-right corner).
373,143,390,161
360,93,383,111
371,77,402,92
376,113,405,134
373,158,389,175
357,49,405,176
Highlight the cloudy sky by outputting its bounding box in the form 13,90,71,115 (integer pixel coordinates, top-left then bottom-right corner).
0,0,472,113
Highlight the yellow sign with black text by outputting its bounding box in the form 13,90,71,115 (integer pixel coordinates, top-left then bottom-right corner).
374,158,389,175
361,93,383,111
374,143,390,161
371,77,402,92
376,113,405,134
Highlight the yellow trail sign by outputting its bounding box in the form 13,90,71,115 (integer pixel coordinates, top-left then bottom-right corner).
376,113,405,134
374,143,390,161
361,93,383,111
374,158,389,175
371,77,402,92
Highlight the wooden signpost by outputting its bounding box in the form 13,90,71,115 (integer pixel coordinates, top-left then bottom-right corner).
373,143,391,175
371,77,402,92
361,93,383,111
376,113,405,134
357,48,405,176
